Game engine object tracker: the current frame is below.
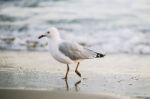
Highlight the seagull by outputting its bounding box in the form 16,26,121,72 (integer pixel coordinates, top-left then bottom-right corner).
38,27,105,79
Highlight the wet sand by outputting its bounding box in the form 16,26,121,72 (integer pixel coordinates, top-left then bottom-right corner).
0,51,150,99
0,88,134,99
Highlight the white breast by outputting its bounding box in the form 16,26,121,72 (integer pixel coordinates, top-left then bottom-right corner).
48,41,74,64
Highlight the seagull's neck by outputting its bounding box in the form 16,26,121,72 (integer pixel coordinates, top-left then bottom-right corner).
48,36,62,46
48,37,63,54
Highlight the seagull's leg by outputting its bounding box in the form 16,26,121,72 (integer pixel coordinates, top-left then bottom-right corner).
63,64,69,79
75,62,81,77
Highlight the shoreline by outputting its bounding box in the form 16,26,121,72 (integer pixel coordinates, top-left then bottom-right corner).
0,51,150,98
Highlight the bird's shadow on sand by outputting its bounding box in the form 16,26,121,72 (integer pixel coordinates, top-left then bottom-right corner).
63,79,82,92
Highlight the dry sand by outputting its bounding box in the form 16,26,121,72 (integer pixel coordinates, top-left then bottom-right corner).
0,51,150,99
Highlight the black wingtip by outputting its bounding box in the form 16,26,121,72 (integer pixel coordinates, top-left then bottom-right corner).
96,53,105,58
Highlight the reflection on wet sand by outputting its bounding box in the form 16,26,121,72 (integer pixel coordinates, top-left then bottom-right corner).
64,79,81,91
75,80,81,91
64,79,69,91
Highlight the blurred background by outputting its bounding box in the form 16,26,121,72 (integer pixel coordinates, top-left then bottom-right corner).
0,0,150,54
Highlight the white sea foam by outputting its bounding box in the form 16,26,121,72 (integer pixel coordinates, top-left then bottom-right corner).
0,0,150,54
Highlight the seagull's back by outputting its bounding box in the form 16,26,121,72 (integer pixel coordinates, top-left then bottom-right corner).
58,41,98,61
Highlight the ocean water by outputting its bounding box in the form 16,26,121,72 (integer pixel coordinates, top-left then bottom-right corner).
0,0,150,54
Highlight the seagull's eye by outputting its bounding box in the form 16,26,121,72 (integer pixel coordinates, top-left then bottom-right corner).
47,31,50,34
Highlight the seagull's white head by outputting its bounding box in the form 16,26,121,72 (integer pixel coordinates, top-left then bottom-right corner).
38,27,60,40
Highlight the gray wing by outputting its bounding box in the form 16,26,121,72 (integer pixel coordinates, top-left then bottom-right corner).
59,42,97,60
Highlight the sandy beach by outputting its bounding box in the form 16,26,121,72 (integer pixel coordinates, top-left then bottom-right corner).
0,51,150,99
